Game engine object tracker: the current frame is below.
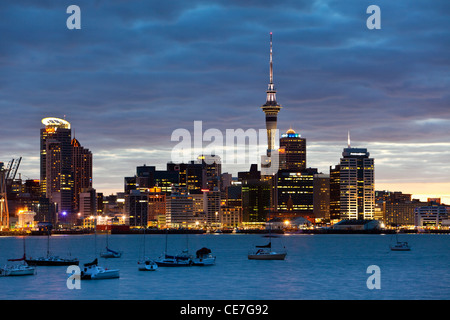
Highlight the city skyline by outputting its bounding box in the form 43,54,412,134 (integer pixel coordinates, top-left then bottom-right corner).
1,1,449,203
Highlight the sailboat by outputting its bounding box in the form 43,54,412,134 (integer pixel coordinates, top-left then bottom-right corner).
390,232,411,251
248,215,287,260
137,228,158,271
248,241,287,260
0,237,36,276
81,218,120,280
100,227,122,258
155,230,193,267
25,229,79,266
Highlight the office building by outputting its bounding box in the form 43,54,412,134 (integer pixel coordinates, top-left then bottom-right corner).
203,188,221,226
79,188,97,220
329,165,341,221
165,187,195,228
147,187,166,227
337,142,375,220
279,129,306,171
72,137,92,213
276,168,316,218
242,180,271,223
313,173,330,221
40,117,73,222
125,189,148,227
414,205,449,227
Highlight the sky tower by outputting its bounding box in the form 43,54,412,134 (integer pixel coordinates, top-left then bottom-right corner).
261,32,282,155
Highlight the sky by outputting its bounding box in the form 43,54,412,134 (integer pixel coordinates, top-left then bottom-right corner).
0,0,449,203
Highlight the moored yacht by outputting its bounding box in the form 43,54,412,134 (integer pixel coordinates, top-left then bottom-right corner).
25,255,79,266
248,242,287,260
0,264,36,277
390,233,411,251
80,258,120,280
192,247,216,266
155,250,193,267
138,258,158,271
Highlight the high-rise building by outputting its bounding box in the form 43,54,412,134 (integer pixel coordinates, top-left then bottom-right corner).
40,117,73,222
147,187,166,226
165,187,195,228
79,188,97,220
375,191,428,226
276,168,316,218
125,189,148,227
337,140,375,220
198,154,221,191
203,188,221,226
167,161,203,194
72,137,92,213
279,129,306,171
329,165,341,221
313,173,330,221
261,32,281,155
242,180,271,223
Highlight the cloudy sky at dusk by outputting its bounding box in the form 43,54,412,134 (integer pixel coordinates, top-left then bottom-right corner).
1,0,449,203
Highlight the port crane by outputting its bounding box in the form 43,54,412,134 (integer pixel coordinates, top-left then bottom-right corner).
0,157,22,230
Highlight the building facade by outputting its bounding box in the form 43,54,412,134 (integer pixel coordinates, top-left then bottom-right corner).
40,118,73,223
338,146,375,220
279,129,306,171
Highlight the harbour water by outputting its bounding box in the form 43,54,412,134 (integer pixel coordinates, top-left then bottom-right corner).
0,233,449,300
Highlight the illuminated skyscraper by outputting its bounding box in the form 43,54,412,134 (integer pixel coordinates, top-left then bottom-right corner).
279,128,306,171
337,138,375,220
261,32,281,155
40,117,73,221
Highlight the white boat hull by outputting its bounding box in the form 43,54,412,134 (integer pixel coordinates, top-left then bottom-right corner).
81,265,120,280
92,269,120,279
192,257,216,266
138,260,158,271
0,265,36,276
155,258,192,267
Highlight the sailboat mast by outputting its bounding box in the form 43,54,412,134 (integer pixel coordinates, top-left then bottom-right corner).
23,236,27,260
47,228,50,257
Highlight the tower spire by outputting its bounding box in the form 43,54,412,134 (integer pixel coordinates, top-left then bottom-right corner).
269,32,273,85
261,32,282,154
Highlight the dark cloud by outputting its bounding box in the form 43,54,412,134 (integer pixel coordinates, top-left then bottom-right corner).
0,0,449,195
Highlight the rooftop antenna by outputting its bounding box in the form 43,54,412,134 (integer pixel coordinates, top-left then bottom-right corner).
347,131,351,148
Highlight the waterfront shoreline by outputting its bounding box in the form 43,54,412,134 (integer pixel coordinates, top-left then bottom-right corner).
1,228,449,237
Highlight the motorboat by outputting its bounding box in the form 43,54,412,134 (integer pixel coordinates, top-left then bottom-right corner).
155,250,193,267
100,247,122,258
192,247,216,266
0,264,36,276
138,258,158,271
248,242,287,260
80,258,120,280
